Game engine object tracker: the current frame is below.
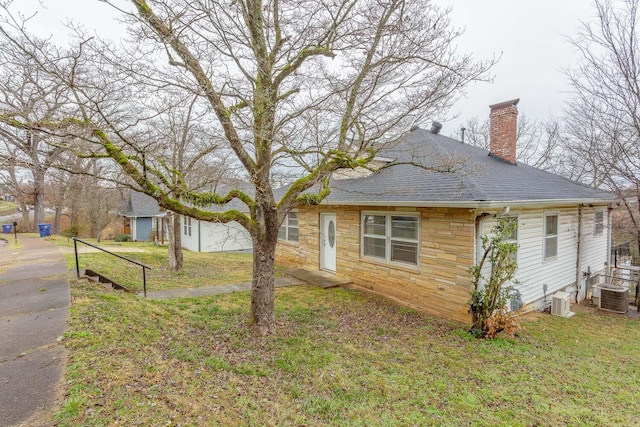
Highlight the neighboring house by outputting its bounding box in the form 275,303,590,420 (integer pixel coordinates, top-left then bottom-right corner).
276,99,616,323
180,215,253,252
121,190,167,242
179,186,253,253
124,188,253,252
0,184,15,202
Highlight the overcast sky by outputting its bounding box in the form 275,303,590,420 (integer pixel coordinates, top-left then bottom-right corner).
439,0,598,137
18,0,598,138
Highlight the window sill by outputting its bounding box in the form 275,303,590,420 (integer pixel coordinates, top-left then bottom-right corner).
360,255,420,273
277,239,299,247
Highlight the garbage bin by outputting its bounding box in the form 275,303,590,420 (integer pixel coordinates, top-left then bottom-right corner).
2,224,11,234
38,223,52,237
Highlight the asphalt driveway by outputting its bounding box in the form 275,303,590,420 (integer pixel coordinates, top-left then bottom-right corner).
0,234,70,427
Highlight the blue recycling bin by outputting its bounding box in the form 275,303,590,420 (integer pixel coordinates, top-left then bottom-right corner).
2,224,11,234
38,223,52,237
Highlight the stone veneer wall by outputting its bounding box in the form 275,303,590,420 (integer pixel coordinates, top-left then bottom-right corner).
276,205,475,323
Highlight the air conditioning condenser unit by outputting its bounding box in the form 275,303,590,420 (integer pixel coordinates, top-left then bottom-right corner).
597,284,628,314
551,291,574,318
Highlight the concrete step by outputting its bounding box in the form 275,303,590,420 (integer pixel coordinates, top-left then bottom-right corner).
80,268,133,294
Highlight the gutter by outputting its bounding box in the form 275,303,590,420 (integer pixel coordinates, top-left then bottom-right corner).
318,198,616,209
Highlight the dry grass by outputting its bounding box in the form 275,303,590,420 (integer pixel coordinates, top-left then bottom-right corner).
0,200,17,215
56,279,640,427
50,236,255,292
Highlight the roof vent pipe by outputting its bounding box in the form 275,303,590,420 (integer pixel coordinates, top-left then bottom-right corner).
460,127,466,143
409,124,420,132
430,122,442,134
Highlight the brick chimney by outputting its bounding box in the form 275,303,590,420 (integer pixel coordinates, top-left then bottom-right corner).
489,98,519,164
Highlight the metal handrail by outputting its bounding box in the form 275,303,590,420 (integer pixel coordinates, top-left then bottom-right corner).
72,237,151,297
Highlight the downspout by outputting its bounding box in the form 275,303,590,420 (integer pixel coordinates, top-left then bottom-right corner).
198,220,202,253
575,205,583,303
474,211,492,265
132,216,137,242
607,206,613,273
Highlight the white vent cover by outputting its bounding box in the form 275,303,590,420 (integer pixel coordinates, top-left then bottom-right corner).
551,291,571,317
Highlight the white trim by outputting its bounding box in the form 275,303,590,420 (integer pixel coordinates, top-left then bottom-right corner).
594,209,605,237
503,215,519,264
320,213,337,272
319,199,614,209
183,215,192,237
543,212,559,262
278,210,299,243
360,210,420,267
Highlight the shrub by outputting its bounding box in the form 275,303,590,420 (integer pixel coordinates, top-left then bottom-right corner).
114,234,131,242
468,217,520,338
484,310,520,339
62,224,82,237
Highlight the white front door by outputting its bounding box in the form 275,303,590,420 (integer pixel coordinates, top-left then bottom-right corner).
320,213,337,272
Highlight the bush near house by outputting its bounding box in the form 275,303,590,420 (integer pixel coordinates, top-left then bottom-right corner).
469,217,520,338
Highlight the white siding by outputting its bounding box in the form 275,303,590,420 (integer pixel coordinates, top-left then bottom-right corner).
577,206,609,299
199,221,252,252
180,216,252,252
580,207,608,274
181,215,198,252
514,207,579,306
475,205,610,311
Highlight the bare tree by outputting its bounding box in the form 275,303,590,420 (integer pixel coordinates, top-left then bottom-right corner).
144,92,235,271
0,27,67,231
458,114,561,170
565,0,640,260
0,0,493,334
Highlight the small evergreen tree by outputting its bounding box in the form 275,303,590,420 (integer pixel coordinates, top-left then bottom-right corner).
469,217,520,338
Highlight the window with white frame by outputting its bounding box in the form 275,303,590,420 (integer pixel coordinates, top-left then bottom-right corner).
278,211,299,242
544,213,558,260
594,210,604,237
183,215,192,237
362,212,419,265
502,216,518,262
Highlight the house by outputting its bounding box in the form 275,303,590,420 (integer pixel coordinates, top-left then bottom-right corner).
179,214,253,253
121,190,167,242
179,185,253,253
124,188,253,252
275,99,616,323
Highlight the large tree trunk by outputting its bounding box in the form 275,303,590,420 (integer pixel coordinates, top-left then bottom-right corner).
167,211,183,271
250,234,277,335
249,202,279,335
19,202,29,230
32,176,45,232
53,206,62,235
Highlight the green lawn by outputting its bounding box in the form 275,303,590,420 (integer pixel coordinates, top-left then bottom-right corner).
0,200,17,215
50,236,255,292
55,275,640,426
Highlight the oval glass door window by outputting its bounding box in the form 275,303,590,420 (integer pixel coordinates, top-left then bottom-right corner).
328,220,336,248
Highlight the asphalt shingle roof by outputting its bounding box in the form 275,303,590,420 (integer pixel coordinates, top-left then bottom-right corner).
319,127,615,206
124,185,253,217
122,191,163,217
